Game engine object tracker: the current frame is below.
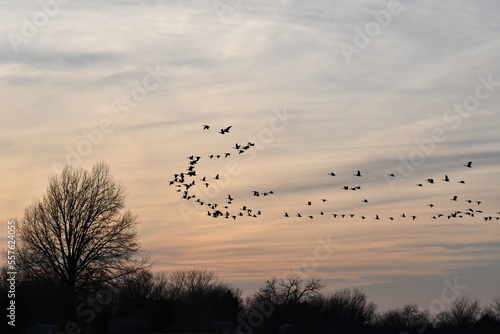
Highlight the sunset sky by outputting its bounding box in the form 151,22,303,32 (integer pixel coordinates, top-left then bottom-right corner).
1,0,499,311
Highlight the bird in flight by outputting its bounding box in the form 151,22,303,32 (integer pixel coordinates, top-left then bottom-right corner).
443,175,450,182
219,126,232,134
202,125,210,130
354,170,362,177
464,161,472,168
328,172,336,176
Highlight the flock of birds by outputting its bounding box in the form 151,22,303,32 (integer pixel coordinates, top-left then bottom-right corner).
168,125,499,223
168,125,272,220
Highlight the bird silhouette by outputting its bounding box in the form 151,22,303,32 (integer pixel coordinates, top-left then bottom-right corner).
202,125,210,130
451,196,458,201
443,175,450,182
328,172,336,176
219,126,232,134
354,170,362,177
464,161,472,168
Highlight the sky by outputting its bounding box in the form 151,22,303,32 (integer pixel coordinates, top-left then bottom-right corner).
1,0,500,312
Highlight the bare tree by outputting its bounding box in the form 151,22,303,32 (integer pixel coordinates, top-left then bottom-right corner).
324,288,377,330
253,275,324,305
377,303,431,333
166,268,242,332
18,162,148,315
168,267,221,297
436,295,481,330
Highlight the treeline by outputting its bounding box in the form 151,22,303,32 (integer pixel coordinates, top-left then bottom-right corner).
1,268,500,334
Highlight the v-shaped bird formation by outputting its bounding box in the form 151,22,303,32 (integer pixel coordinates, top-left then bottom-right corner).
168,126,499,223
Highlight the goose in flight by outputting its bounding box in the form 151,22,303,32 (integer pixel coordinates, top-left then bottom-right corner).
202,124,210,130
219,125,232,134
354,170,362,177
451,196,458,201
442,175,450,182
328,172,336,176
464,161,472,168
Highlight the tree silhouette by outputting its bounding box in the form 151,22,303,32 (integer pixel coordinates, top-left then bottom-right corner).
322,288,376,333
247,275,324,332
17,162,148,321
377,303,432,333
166,268,242,332
252,275,324,305
436,296,481,333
